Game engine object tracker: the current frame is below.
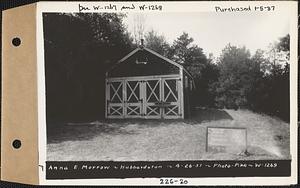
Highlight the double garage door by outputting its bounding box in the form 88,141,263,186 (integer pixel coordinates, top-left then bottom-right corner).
106,75,183,119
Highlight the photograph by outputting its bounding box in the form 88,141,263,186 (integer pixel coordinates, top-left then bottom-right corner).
43,9,291,163
0,0,296,186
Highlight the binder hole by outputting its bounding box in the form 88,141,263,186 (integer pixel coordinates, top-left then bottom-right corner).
12,139,21,149
12,37,21,47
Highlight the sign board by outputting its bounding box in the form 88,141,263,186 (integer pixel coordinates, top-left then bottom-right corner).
206,127,247,154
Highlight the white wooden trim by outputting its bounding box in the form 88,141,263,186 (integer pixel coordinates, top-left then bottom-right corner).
107,74,180,81
125,104,142,118
106,74,184,119
141,81,146,117
108,105,123,116
124,80,143,117
144,48,194,82
144,47,194,80
122,80,125,118
144,47,183,69
105,78,108,118
118,48,140,63
105,46,194,80
106,48,140,74
108,103,124,107
107,115,125,119
110,47,184,70
164,115,182,119
160,77,163,119
180,67,184,119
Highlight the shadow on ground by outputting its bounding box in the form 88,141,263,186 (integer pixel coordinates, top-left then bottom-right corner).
47,108,233,144
47,122,138,144
104,108,233,125
188,108,233,124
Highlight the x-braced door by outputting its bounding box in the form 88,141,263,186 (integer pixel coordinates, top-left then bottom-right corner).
106,79,143,118
106,80,124,118
144,79,162,118
125,80,142,118
106,76,183,119
162,78,182,119
144,77,182,119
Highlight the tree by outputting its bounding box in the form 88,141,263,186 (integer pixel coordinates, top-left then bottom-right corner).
77,13,134,65
44,13,134,122
171,32,194,64
264,34,290,76
132,13,146,45
246,49,268,110
259,34,290,121
171,32,220,107
213,44,258,109
277,34,290,57
211,36,290,122
144,29,171,57
171,32,207,77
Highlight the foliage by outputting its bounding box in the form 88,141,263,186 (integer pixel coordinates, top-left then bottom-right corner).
170,33,219,107
144,30,171,58
211,36,290,121
251,35,290,121
249,63,289,121
44,13,134,122
170,32,195,64
170,33,208,77
44,13,290,122
212,45,253,108
132,14,146,45
277,34,290,56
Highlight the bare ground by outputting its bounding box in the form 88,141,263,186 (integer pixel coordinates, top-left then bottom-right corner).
47,109,290,161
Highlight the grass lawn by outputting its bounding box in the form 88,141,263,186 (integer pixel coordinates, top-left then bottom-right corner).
47,109,290,161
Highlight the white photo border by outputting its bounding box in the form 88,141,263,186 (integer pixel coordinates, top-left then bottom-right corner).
37,1,298,185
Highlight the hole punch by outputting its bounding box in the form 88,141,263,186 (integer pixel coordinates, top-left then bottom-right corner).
12,139,21,149
12,37,21,47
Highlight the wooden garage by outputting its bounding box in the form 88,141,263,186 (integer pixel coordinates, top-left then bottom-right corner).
105,43,194,119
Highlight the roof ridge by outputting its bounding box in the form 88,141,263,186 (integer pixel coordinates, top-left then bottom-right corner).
107,46,194,79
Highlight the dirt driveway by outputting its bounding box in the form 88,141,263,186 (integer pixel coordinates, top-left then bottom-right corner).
47,109,290,161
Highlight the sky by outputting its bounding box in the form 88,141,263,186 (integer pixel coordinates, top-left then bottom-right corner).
123,11,290,58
